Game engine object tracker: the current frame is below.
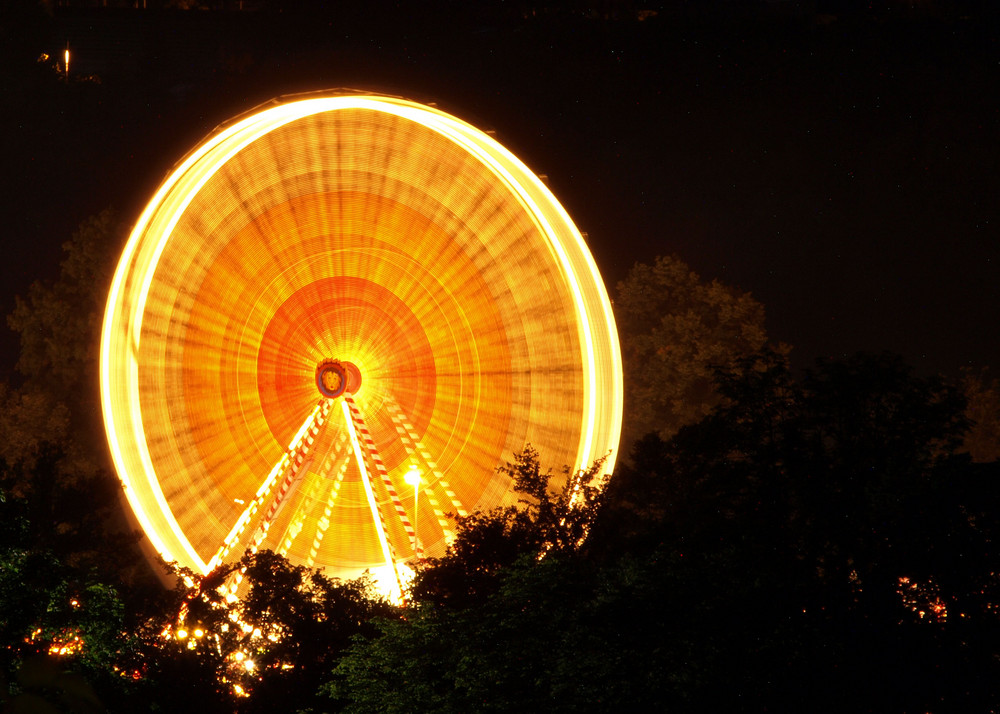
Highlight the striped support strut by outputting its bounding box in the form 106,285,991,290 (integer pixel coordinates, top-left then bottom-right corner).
277,464,326,558
219,400,331,596
248,399,331,552
385,397,468,518
305,433,352,567
387,406,456,543
278,429,347,557
340,400,405,604
344,395,417,554
213,399,331,568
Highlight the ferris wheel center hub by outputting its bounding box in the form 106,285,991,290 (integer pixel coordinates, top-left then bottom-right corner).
315,359,362,398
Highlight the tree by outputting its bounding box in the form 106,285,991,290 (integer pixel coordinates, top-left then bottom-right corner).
0,479,148,713
6,209,124,464
595,351,1000,711
590,347,800,558
2,210,152,591
330,352,1000,713
959,366,1000,462
410,447,607,608
614,255,775,452
146,551,397,713
1,654,103,714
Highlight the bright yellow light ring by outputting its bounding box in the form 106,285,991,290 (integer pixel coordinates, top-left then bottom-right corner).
100,93,623,578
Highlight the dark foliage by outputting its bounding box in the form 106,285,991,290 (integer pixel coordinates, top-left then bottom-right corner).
330,351,1000,712
138,550,398,714
410,446,607,609
615,255,773,450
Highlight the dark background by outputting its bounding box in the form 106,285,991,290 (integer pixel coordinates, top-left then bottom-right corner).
3,0,998,380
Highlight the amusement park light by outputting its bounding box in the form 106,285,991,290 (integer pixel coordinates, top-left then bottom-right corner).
99,92,623,592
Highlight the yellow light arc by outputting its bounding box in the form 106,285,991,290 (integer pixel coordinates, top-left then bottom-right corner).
100,93,623,579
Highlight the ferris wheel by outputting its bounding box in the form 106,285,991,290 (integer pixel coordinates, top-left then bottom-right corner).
100,92,623,598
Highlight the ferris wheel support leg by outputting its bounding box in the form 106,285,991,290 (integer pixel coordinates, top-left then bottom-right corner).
274,424,353,559
208,399,330,598
275,429,348,564
340,399,406,604
344,396,419,554
305,445,352,568
387,409,453,546
275,460,327,559
385,397,467,546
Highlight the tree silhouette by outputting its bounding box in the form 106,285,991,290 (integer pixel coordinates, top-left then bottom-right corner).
614,255,776,452
410,447,607,608
329,351,1000,712
142,551,397,713
960,366,1000,462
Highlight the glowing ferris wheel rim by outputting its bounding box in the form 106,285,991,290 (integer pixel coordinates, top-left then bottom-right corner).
100,92,623,579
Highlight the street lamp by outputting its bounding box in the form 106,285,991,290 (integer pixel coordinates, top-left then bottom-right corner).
404,466,421,557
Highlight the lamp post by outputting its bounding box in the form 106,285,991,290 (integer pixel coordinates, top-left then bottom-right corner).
404,466,421,557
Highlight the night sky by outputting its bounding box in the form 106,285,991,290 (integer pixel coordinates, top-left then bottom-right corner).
3,1,998,380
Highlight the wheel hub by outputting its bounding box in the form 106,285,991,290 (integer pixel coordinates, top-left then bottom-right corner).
315,359,362,398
